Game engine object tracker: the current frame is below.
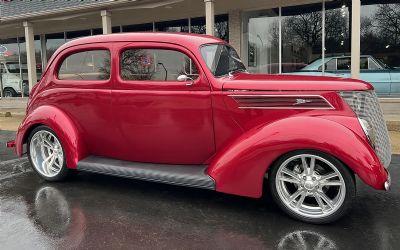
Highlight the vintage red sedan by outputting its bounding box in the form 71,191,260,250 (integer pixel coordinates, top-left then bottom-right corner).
8,33,392,224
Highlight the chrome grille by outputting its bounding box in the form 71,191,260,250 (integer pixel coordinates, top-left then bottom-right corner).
339,91,392,168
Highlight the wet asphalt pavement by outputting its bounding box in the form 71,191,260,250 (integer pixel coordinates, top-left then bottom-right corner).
1,131,400,250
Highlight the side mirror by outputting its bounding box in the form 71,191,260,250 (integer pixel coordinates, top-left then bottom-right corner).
177,74,194,86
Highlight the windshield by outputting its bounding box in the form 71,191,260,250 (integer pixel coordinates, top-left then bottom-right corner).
200,44,246,77
5,62,28,73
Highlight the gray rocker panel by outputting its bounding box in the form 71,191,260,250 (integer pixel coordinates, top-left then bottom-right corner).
77,156,215,190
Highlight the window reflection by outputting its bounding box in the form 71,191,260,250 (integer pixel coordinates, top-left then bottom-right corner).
361,2,400,69
155,19,189,32
247,9,279,73
120,49,199,81
190,15,229,42
282,4,322,73
123,23,153,32
325,2,350,56
46,32,66,61
66,30,91,42
58,50,111,81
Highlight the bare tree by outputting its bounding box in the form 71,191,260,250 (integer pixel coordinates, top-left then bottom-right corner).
374,4,400,45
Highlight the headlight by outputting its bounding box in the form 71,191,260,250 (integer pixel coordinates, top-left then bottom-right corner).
358,118,377,148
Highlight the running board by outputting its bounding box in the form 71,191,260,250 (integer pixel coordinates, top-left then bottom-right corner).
77,156,215,190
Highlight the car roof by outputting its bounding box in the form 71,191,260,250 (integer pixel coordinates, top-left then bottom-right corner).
59,32,225,50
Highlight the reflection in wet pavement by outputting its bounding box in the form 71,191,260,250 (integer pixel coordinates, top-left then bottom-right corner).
0,155,399,249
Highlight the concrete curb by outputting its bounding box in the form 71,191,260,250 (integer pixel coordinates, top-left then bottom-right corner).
387,121,400,132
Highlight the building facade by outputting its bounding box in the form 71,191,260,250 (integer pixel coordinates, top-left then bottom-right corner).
0,0,399,97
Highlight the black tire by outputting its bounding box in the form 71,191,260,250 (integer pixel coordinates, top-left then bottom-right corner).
27,125,70,181
268,150,356,224
3,88,17,97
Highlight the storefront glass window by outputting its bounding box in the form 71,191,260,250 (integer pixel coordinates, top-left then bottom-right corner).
46,32,65,61
18,36,43,79
190,17,206,34
325,1,350,57
123,23,154,32
361,1,400,69
189,15,229,42
66,30,91,42
112,26,122,33
0,38,22,97
215,15,229,42
247,9,279,73
92,28,102,35
281,4,322,73
155,19,189,32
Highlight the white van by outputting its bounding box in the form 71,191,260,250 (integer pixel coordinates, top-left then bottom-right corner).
0,61,29,97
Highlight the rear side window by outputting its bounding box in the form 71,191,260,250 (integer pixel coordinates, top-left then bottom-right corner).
337,58,351,70
58,50,110,81
120,49,199,81
319,59,337,71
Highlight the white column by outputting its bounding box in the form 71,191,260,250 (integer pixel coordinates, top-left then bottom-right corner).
322,0,325,75
23,21,37,91
204,0,215,36
351,0,361,79
229,10,241,55
101,10,112,34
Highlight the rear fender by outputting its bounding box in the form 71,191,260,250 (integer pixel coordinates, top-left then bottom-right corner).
16,105,87,169
207,116,387,198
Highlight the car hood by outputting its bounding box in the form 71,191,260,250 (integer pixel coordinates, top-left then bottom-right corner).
222,73,373,92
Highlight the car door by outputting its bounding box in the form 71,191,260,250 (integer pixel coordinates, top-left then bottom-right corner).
49,43,115,157
360,56,391,95
113,42,215,165
389,68,400,95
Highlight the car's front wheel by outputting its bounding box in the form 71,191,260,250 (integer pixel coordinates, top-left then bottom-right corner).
269,150,355,224
3,88,17,97
27,126,70,181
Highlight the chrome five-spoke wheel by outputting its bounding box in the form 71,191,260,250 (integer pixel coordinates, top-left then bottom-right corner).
28,126,69,181
270,151,355,224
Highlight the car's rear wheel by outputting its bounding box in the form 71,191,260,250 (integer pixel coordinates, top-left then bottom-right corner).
27,126,70,181
269,150,355,224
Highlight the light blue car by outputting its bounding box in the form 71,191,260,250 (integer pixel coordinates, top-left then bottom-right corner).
288,55,400,96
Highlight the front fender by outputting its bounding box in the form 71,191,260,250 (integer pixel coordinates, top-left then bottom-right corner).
207,116,388,198
16,105,88,169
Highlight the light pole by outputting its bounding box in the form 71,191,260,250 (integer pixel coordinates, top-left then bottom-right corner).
257,34,264,72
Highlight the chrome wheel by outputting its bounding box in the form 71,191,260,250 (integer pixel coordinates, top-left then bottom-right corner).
275,154,346,219
29,130,64,178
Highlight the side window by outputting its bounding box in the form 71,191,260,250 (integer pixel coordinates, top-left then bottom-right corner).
318,59,336,71
120,49,199,81
325,59,337,71
337,58,351,70
368,58,381,70
360,57,368,70
58,50,110,81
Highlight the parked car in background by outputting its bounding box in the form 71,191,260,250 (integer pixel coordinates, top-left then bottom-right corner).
289,55,400,96
0,61,29,97
8,33,392,224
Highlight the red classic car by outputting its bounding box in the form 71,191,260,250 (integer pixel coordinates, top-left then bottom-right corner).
8,33,392,224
